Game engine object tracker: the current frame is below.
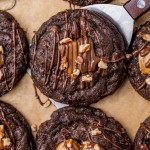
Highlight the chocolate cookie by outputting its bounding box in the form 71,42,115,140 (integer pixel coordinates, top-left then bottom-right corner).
36,107,132,150
0,101,35,149
128,21,150,100
134,116,150,150
0,11,28,96
30,9,126,106
64,0,111,6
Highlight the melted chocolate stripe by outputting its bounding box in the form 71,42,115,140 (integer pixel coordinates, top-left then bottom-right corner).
43,42,48,85
141,123,150,133
32,33,37,69
33,83,48,106
103,135,122,149
53,35,61,90
136,81,146,91
45,30,56,85
2,68,9,91
41,10,125,90
132,42,149,56
11,21,16,90
16,29,27,64
90,124,125,135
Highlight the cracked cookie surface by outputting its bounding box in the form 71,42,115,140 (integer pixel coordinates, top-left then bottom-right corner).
0,101,35,149
0,11,28,96
36,107,132,150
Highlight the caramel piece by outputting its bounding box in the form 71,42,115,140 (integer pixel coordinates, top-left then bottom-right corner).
139,53,150,74
142,33,150,41
0,140,4,150
0,125,4,133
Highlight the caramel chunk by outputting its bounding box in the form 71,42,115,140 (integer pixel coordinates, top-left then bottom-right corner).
139,53,150,74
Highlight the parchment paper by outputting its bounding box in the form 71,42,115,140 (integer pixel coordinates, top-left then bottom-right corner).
1,0,150,141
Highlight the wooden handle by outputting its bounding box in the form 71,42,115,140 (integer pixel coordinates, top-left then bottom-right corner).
123,0,150,20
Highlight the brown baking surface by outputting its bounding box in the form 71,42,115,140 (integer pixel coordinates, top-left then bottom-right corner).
1,0,150,141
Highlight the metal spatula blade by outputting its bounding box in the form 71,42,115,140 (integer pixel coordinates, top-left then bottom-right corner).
84,0,150,47
84,4,134,46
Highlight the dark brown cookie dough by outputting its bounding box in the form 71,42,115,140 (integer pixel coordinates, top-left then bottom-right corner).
0,11,28,96
30,9,126,106
0,101,35,149
127,21,150,100
134,116,150,150
36,107,132,150
64,0,111,6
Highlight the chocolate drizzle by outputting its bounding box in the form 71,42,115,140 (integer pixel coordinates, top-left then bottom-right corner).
59,121,125,150
33,83,49,106
0,11,28,97
11,21,16,90
32,10,125,91
16,29,27,64
132,35,150,68
0,107,15,146
138,123,150,150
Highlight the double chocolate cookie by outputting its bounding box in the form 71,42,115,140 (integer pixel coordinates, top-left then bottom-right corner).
0,11,28,96
64,0,111,6
134,116,150,150
128,21,150,100
30,9,126,106
36,107,132,150
0,101,35,149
